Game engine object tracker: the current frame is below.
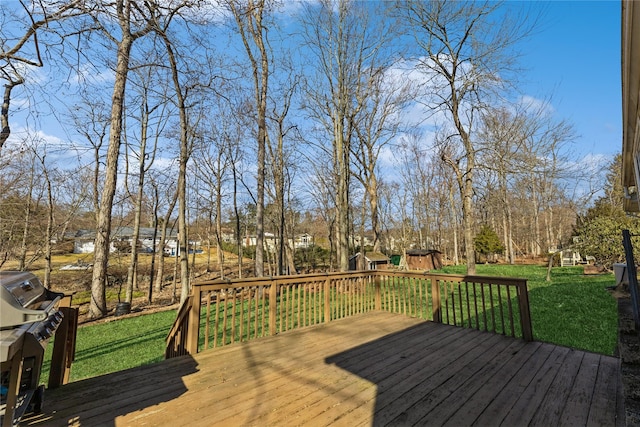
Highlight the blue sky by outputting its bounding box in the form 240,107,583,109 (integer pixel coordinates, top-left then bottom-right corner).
519,1,621,159
3,0,622,174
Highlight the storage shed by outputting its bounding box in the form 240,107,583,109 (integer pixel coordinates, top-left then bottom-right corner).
405,249,443,271
349,252,390,271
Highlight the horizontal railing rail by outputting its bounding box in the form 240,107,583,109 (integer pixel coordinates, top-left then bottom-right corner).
166,270,532,358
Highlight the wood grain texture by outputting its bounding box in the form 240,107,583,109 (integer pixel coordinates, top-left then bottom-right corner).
22,312,623,427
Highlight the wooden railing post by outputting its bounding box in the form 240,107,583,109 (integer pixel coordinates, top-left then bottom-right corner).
48,294,77,388
430,276,441,323
186,290,201,354
269,280,278,335
48,305,78,388
517,281,533,341
324,277,331,322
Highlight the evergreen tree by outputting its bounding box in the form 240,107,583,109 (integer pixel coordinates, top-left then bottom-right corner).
474,225,505,263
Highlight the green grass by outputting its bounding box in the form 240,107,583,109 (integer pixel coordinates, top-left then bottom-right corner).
438,264,618,355
70,289,146,305
42,309,177,384
42,265,619,384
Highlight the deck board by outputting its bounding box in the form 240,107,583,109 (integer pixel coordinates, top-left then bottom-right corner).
21,311,623,427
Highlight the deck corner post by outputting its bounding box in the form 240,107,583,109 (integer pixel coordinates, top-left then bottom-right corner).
430,276,441,323
269,280,278,336
187,290,201,355
324,277,331,322
48,305,78,389
517,280,534,341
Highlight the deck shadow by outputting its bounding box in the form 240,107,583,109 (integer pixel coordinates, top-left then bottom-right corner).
21,355,199,427
325,321,622,426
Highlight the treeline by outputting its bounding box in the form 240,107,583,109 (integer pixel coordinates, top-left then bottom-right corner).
0,1,601,318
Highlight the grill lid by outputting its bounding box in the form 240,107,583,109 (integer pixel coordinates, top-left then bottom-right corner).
0,271,63,329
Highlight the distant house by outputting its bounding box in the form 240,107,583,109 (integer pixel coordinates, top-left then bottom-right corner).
349,252,390,271
405,249,443,271
73,227,178,254
241,233,315,251
294,233,314,249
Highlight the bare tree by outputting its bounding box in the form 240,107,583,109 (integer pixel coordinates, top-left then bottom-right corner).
0,1,87,151
397,0,537,274
351,57,411,254
226,0,270,277
87,1,158,318
477,107,528,264
154,4,216,303
266,69,299,275
123,66,166,304
192,109,235,278
150,170,178,300
301,0,386,270
478,101,576,260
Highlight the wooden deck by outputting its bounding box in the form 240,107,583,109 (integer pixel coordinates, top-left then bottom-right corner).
22,311,624,426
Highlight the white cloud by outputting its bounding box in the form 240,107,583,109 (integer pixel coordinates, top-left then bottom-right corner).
518,95,555,116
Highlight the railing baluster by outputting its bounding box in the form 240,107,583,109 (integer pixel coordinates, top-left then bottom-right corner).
222,290,228,345
488,284,496,334
506,285,515,337
280,284,285,333
213,293,220,348
239,289,244,342
480,283,487,332
444,281,450,324
297,283,301,327
232,289,238,343
464,282,472,328
457,282,464,327
324,278,331,322
451,282,457,326
260,285,266,337
284,284,289,332
205,291,211,350
472,282,480,330
497,285,505,335
431,277,441,323
269,282,277,336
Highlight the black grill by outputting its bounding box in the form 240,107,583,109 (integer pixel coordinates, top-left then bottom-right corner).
1,271,65,426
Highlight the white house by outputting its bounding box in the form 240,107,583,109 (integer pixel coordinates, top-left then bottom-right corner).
73,227,179,254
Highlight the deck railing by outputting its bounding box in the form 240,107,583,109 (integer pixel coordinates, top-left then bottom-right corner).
165,270,532,358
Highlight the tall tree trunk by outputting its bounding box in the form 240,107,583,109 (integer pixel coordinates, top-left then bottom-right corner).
90,34,135,318
215,177,225,278
125,110,148,303
154,192,177,296
448,183,459,265
148,184,159,303
336,128,350,271
228,0,269,277
42,158,53,288
18,169,34,271
232,161,243,279
369,173,381,253
160,33,191,303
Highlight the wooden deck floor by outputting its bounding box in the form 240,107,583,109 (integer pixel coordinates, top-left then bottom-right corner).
22,311,624,427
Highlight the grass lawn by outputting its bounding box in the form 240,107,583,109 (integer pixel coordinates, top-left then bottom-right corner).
42,309,178,384
438,264,618,355
43,264,619,384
